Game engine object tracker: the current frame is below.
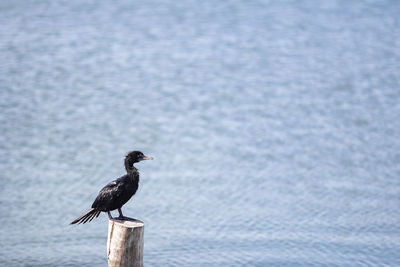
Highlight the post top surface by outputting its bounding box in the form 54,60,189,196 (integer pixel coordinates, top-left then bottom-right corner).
109,217,144,228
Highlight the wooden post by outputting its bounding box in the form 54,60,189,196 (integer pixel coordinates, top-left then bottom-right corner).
107,218,144,267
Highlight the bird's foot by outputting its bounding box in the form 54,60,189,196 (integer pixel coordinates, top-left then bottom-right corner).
116,215,128,220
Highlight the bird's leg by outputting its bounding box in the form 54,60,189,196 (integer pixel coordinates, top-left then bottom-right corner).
107,211,113,220
117,208,125,219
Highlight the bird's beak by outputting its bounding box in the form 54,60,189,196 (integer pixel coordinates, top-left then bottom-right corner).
141,156,154,161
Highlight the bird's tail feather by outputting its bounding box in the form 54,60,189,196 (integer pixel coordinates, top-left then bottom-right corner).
70,208,101,224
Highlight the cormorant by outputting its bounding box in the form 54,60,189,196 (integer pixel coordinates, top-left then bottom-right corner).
70,151,153,224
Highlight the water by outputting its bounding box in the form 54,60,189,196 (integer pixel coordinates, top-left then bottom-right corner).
1,0,399,266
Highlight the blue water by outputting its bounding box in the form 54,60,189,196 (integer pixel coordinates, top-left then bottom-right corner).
1,0,400,266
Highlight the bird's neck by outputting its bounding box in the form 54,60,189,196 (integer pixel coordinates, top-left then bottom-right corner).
127,167,139,183
126,165,138,173
125,158,138,173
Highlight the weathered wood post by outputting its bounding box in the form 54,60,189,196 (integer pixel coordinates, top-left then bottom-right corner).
107,218,144,267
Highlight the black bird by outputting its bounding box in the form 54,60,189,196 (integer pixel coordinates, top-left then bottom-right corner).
70,151,153,224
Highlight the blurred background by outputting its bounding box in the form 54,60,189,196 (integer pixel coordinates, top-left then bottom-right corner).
1,0,399,266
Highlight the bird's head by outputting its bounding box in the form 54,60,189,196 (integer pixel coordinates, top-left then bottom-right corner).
124,151,153,171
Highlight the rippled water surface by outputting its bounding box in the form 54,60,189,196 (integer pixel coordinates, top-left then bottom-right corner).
1,0,399,266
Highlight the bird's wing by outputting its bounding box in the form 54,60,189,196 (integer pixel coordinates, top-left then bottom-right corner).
91,179,125,209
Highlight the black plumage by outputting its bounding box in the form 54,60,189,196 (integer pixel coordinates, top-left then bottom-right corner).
70,151,153,224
